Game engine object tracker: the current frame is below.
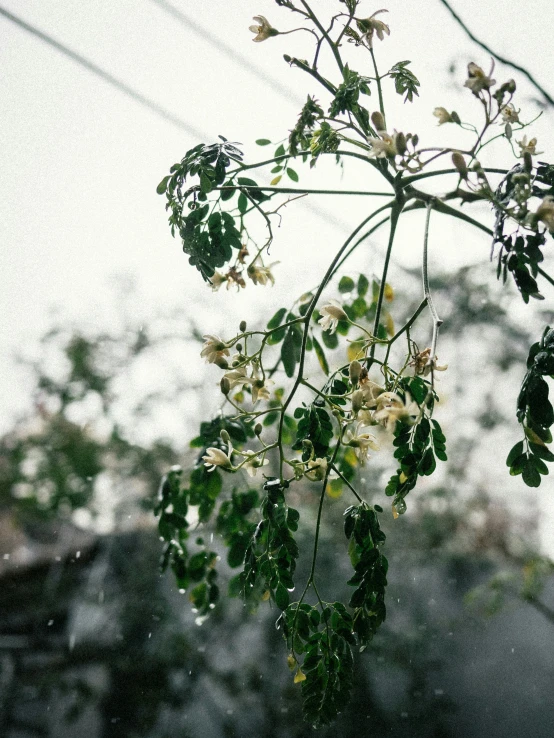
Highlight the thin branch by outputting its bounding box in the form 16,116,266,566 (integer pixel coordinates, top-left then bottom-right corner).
330,463,364,503
438,0,554,107
370,205,402,358
422,202,443,386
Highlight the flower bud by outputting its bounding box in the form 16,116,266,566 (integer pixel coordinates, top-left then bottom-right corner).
371,111,386,132
523,151,533,174
351,389,364,414
214,356,229,369
254,422,263,437
394,131,407,156
451,111,461,125
349,360,363,385
220,429,230,444
220,376,231,395
236,343,243,353
452,151,468,179
239,320,247,332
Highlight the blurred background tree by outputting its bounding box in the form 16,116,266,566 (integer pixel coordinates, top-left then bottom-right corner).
1,266,553,738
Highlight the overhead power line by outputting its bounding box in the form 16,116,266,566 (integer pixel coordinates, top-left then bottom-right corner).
0,6,205,139
0,5,352,231
147,0,305,108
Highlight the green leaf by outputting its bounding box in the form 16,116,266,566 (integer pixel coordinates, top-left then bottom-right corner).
267,307,287,330
338,276,355,293
238,192,248,213
313,337,329,375
156,175,170,195
282,330,297,378
522,459,541,487
321,329,339,349
275,583,290,610
506,440,525,466
530,442,554,462
275,144,286,158
200,172,213,194
256,138,272,146
286,167,299,182
357,273,369,297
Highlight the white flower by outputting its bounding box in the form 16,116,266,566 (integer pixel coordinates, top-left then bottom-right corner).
318,300,348,333
202,447,233,471
374,392,416,430
223,366,252,390
500,104,520,124
356,10,390,47
410,348,448,377
346,424,380,465
249,15,279,42
535,196,554,232
201,335,230,364
517,135,542,157
433,107,453,125
242,451,269,477
464,61,496,95
252,379,272,403
305,457,328,482
247,259,278,286
209,271,227,291
367,131,397,159
359,379,384,408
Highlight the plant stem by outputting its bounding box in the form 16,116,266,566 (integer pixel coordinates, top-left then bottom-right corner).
370,204,402,358
422,202,442,388
370,48,385,127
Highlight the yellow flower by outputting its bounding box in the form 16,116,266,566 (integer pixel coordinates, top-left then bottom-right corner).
318,300,348,333
249,15,279,42
464,61,496,95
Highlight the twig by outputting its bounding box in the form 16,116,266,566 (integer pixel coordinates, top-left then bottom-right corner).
422,202,442,388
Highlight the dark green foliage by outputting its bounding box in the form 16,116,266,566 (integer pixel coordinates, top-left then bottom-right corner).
277,601,355,727
507,326,554,486
388,61,420,102
329,65,371,118
292,403,334,459
157,139,273,281
344,504,387,647
289,96,325,155
281,321,303,376
234,479,299,609
216,488,260,568
156,414,257,606
385,408,447,513
275,504,386,726
492,164,554,302
156,467,219,615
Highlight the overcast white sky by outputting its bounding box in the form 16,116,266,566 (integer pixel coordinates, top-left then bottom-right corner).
2,1,554,544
